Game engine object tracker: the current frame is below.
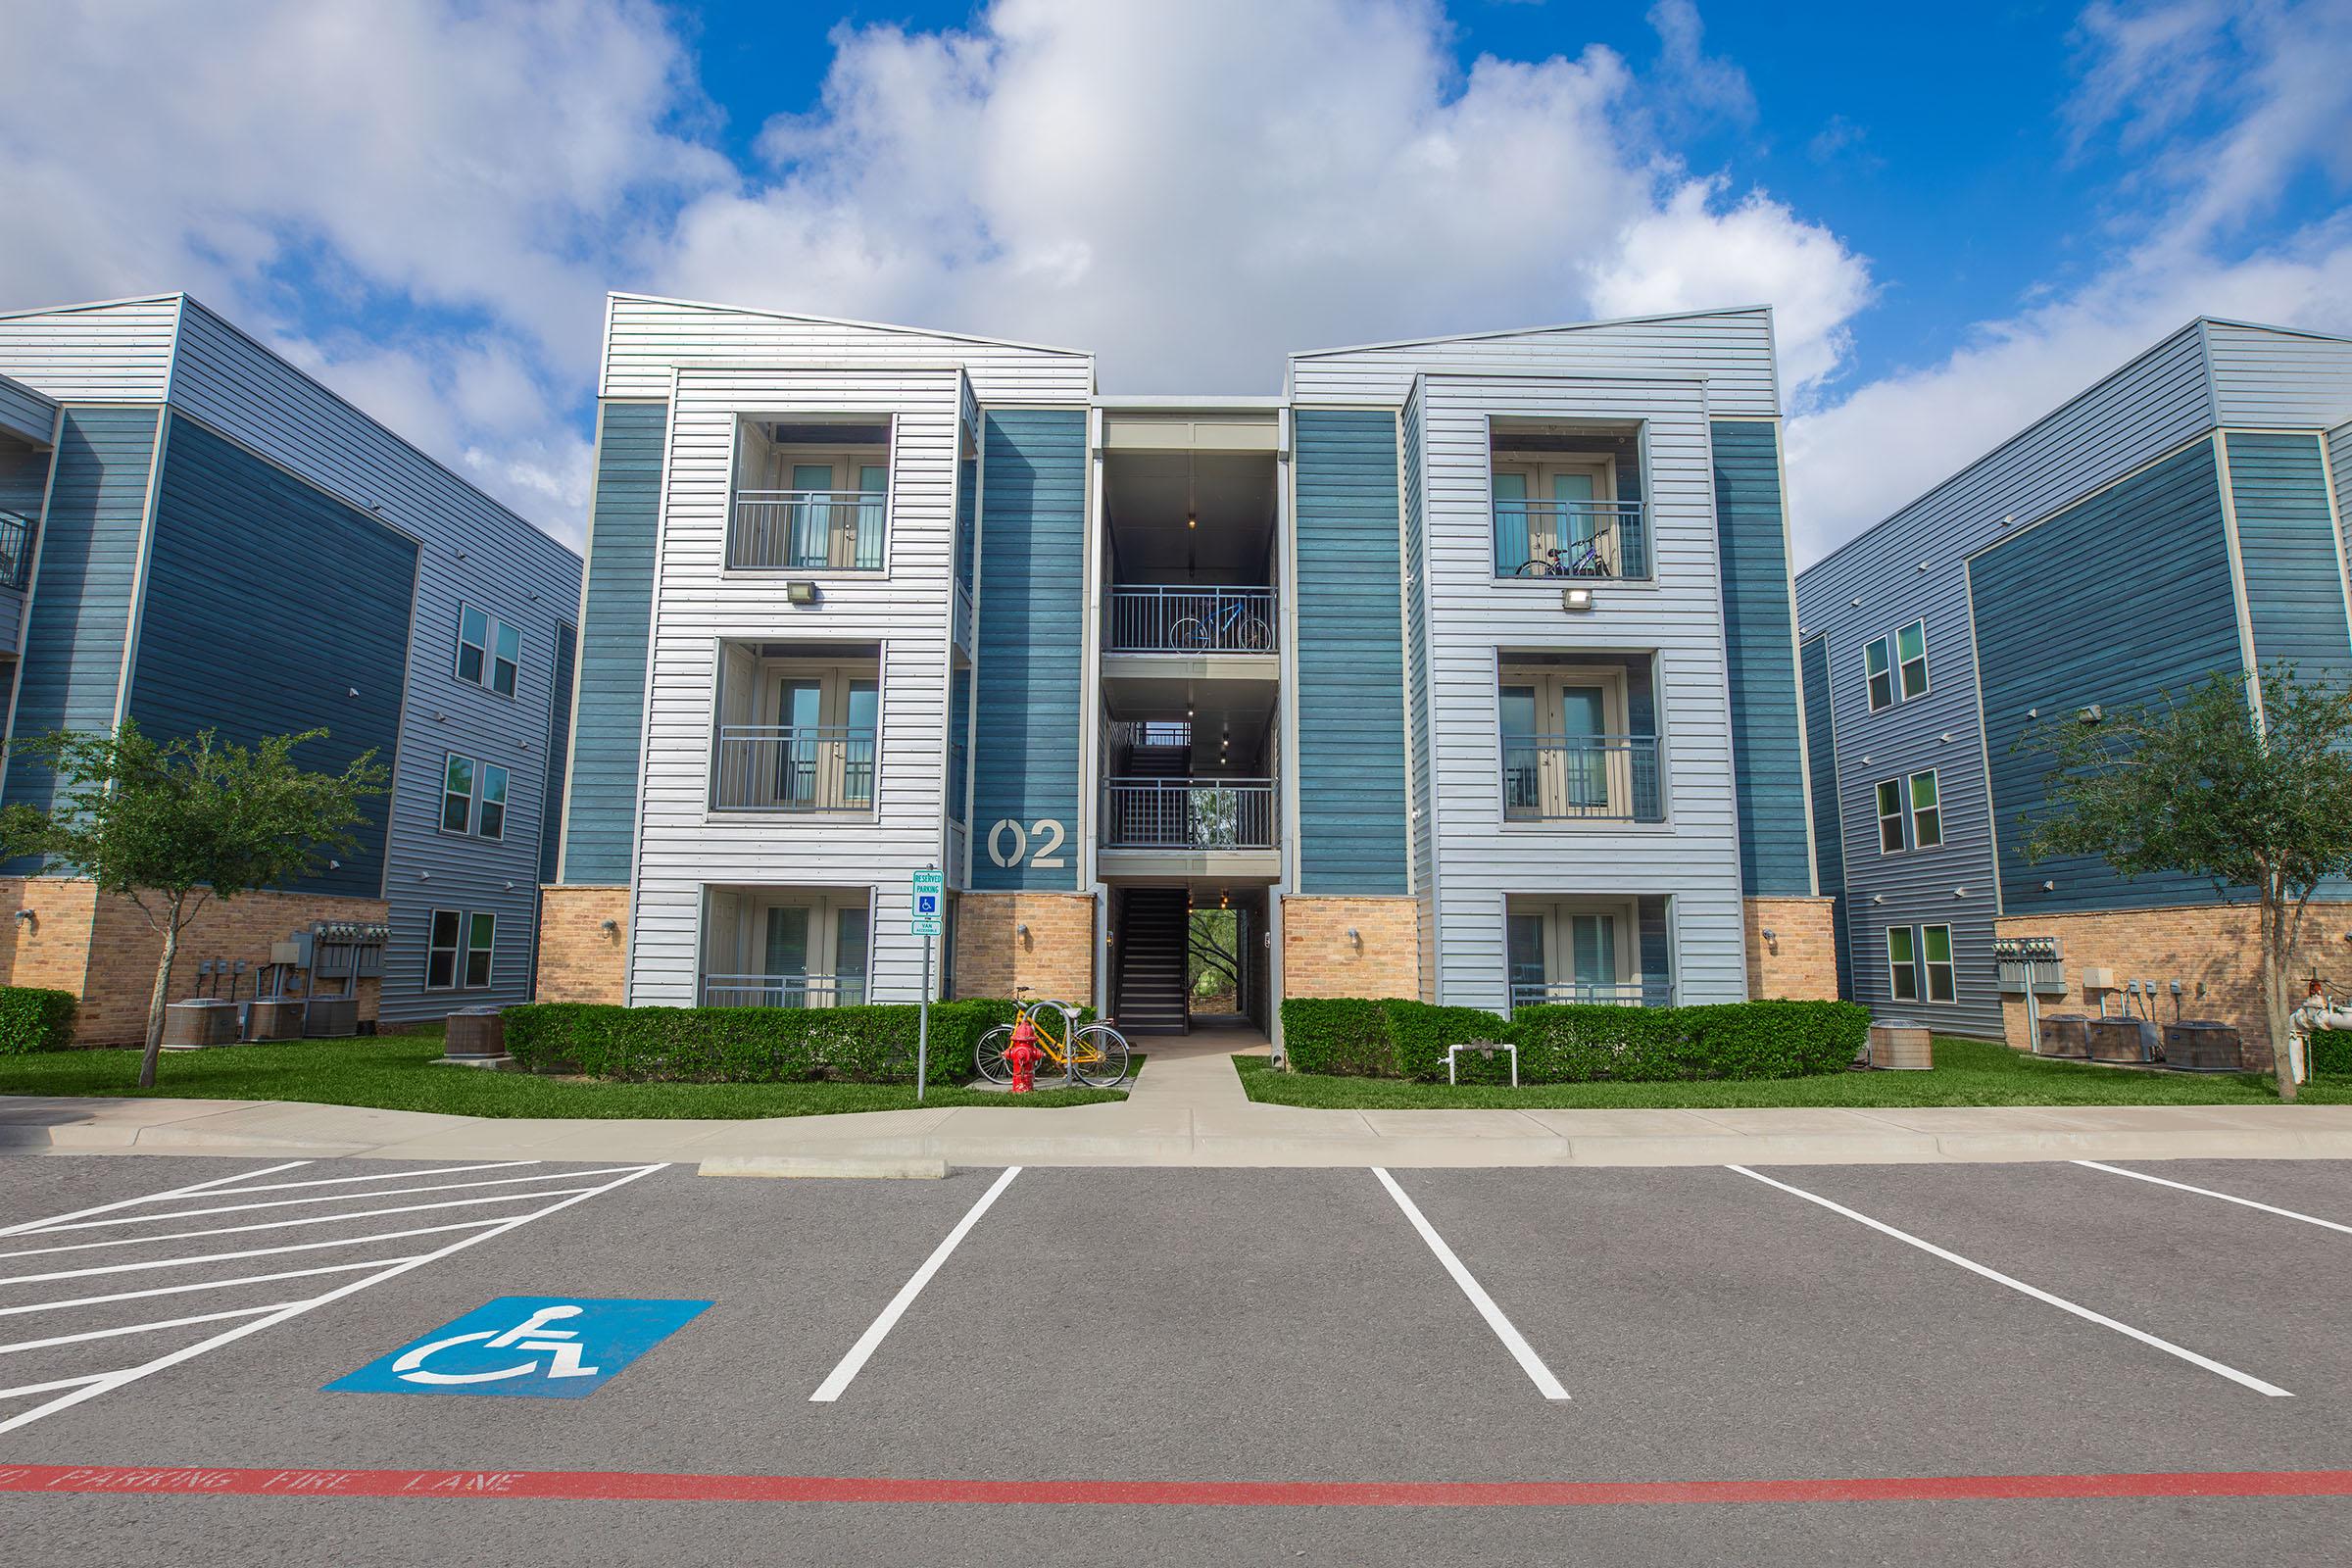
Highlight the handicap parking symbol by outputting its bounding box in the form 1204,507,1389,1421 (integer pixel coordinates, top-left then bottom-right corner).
326,1297,710,1399
915,893,938,915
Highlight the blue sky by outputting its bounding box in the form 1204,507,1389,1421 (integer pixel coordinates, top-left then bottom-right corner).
5,0,2349,563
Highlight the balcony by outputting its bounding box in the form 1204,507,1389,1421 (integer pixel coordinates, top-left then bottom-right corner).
712,726,876,812
1501,736,1662,823
1509,977,1675,1011
701,972,867,1008
1104,778,1277,850
729,490,885,572
1106,586,1277,653
1494,499,1649,580
0,509,30,589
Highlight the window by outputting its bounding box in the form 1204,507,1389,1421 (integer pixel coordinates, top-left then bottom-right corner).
1922,924,1956,1003
465,913,497,988
456,606,487,685
1907,770,1942,850
1864,637,1893,710
426,909,461,990
478,762,509,840
441,755,475,833
493,621,520,698
456,603,521,698
1897,619,1929,700
1876,778,1905,854
1493,457,1617,577
1886,926,1920,1002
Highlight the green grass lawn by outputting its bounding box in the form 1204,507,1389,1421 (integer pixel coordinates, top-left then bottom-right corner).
1235,1036,2352,1109
0,1029,1130,1119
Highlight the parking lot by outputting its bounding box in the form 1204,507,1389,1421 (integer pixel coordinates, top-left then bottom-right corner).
3,1152,2350,1565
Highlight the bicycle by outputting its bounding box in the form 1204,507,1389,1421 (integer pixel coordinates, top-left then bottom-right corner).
1514,536,1609,578
1169,597,1271,652
974,989,1133,1087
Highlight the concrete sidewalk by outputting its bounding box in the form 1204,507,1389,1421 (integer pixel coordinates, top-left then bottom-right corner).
9,1029,2352,1167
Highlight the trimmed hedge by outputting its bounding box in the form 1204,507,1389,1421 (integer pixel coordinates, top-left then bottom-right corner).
0,987,77,1055
2312,1032,2352,1078
501,999,1087,1085
1278,996,1870,1085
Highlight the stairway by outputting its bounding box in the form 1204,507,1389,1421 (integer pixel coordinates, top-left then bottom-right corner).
1115,886,1192,1036
1124,742,1190,779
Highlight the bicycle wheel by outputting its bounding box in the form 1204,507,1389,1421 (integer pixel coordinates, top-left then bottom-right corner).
973,1023,1015,1085
1168,616,1207,650
1068,1023,1132,1087
1237,613,1272,650
1514,559,1556,576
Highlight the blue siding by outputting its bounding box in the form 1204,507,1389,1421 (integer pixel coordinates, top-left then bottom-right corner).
1,406,158,836
1973,440,2244,913
970,408,1086,891
1710,420,1811,896
1294,409,1409,894
1799,635,1852,998
539,620,576,885
2229,431,2352,686
122,415,415,899
561,401,666,885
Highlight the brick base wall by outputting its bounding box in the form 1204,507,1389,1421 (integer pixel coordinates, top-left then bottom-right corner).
1280,895,1421,1001
1743,896,1840,1002
534,886,631,1004
0,877,387,1047
1994,903,2352,1066
953,892,1096,1004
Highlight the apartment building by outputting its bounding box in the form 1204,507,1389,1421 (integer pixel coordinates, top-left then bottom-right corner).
0,295,581,1042
538,293,1833,1038
1793,318,2352,1051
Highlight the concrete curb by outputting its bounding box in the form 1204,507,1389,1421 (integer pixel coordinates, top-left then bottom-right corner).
698,1154,949,1180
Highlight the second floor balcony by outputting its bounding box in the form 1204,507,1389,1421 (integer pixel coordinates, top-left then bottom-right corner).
1103,777,1278,851
710,640,879,814
712,725,877,812
0,508,31,589
1106,585,1277,654
1501,735,1662,823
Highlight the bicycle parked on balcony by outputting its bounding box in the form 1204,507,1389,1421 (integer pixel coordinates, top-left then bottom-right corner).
1514,527,1615,578
1170,595,1272,651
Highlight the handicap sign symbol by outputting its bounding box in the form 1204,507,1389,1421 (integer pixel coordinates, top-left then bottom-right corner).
915,893,938,915
326,1297,710,1399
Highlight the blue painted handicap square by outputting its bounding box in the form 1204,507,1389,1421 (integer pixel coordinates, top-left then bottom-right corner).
326,1297,710,1399
915,893,939,915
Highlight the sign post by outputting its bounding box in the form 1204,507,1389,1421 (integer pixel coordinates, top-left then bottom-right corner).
910,868,945,1102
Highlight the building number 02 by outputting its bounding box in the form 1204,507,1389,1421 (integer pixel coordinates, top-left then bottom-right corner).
987,817,1067,868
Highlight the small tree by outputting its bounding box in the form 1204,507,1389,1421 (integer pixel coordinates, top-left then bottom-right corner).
0,723,387,1089
2021,664,2352,1100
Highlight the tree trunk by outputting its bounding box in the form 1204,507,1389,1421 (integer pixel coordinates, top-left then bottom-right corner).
137,903,182,1092
2263,889,2298,1102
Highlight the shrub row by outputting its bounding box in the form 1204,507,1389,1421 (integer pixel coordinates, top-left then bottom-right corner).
0,987,77,1055
502,999,1091,1085
1280,997,1870,1084
2311,1032,2352,1078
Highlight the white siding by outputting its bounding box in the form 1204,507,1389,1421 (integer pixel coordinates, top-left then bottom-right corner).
2206,320,2352,430
603,294,1094,407
0,371,54,445
0,296,181,403
1413,372,1746,1008
626,364,965,1006
1290,309,1782,418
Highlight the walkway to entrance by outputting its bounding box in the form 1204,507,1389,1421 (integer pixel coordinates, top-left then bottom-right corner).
1123,1015,1269,1111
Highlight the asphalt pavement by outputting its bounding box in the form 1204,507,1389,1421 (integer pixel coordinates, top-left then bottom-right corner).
3,1152,2350,1564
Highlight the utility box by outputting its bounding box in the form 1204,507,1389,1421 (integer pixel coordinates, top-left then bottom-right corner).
303,997,360,1038
1868,1021,1934,1070
2085,1015,2159,1063
245,999,307,1042
2036,1013,2093,1058
2164,1020,2245,1072
1996,937,2069,996
310,920,390,980
161,999,239,1051
2079,965,2116,992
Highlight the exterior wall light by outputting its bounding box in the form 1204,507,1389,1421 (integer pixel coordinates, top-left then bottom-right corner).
1561,586,1594,612
786,580,819,606
599,918,620,937
1345,926,1361,949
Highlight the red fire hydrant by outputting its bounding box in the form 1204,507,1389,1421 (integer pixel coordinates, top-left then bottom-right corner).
1005,1013,1041,1095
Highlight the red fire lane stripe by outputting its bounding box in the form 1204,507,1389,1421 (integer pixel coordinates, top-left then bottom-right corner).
2,1464,2350,1507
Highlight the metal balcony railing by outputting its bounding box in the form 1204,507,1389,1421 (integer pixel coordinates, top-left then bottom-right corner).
701,972,867,1008
1508,978,1675,1013
729,489,886,571
0,510,31,589
712,726,877,811
1103,777,1277,850
1501,735,1662,822
1493,500,1649,580
1106,586,1276,653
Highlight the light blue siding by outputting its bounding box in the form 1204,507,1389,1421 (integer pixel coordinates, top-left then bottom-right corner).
2228,431,2352,685
1,406,159,836
1799,634,1852,999
1293,409,1408,894
561,400,666,885
539,620,576,885
1973,440,2243,913
1710,420,1811,896
0,371,53,447
970,408,1086,892
124,415,416,900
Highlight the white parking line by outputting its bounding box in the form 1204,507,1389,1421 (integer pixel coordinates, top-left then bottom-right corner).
811,1167,1021,1403
0,1216,515,1286
0,1161,313,1239
1727,1165,2292,1397
0,1302,301,1360
2073,1160,2352,1236
152,1160,544,1198
1372,1167,1570,1402
0,1190,594,1260
0,1373,111,1401
0,1161,667,1436
24,1174,623,1234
